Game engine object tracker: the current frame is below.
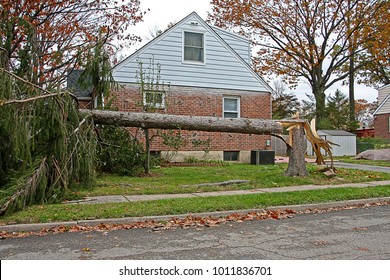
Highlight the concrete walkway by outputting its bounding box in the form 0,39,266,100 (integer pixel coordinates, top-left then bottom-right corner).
64,180,390,205
61,162,390,205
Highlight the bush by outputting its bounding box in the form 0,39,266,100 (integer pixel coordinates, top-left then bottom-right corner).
96,125,146,176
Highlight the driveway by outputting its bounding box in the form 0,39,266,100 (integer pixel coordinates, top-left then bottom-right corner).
334,162,390,173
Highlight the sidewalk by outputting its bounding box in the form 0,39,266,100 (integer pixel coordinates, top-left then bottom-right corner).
2,162,390,233
63,180,390,205
62,162,390,205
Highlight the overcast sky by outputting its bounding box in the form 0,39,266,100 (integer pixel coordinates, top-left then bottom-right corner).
126,0,378,102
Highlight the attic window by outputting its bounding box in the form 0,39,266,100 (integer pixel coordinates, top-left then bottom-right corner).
183,32,204,63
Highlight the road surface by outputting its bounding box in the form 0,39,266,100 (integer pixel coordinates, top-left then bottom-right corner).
1,205,390,260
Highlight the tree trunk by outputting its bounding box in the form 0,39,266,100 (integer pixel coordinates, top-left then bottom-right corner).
81,109,312,177
80,109,283,135
313,86,326,126
144,128,150,174
349,55,356,131
284,125,308,176
311,67,326,126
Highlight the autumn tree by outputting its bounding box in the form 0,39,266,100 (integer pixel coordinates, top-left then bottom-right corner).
355,99,377,128
208,0,384,125
0,0,146,214
357,1,390,86
0,0,145,88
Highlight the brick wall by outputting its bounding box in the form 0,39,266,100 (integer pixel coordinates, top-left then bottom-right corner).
78,99,93,109
374,114,390,138
110,84,272,160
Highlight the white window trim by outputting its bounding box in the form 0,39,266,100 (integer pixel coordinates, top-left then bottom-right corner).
182,30,206,65
388,116,390,133
143,91,166,109
223,96,241,118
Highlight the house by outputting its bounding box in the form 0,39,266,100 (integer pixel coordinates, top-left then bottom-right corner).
374,84,390,139
307,130,357,157
110,12,273,163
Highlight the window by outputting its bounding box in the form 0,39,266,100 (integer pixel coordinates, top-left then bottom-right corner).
183,32,204,63
223,97,240,118
143,91,165,109
223,151,239,162
388,116,390,132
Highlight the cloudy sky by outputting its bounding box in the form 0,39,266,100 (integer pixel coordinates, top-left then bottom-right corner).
126,0,378,102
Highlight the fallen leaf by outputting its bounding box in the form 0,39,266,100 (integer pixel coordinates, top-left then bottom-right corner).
353,227,368,231
357,247,370,251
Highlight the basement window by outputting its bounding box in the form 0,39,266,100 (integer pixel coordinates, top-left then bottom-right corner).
223,151,239,162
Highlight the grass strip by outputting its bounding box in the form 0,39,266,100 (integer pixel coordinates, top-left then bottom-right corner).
70,164,390,198
1,186,390,225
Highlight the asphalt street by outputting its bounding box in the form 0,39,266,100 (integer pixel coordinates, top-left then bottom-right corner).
1,204,389,260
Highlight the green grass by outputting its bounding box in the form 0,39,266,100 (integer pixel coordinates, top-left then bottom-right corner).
1,186,390,225
68,163,390,198
2,163,390,226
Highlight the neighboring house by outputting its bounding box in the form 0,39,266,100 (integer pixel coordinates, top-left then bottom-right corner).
307,130,357,157
110,12,273,163
374,84,390,139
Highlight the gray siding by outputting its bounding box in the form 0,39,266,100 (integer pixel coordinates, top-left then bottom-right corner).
376,84,390,115
113,13,270,93
378,84,390,105
211,26,251,64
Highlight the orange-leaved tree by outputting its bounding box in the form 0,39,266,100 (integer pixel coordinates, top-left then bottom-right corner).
0,0,145,88
357,1,390,86
208,0,385,126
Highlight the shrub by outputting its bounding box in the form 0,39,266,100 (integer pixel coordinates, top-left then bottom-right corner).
96,125,146,176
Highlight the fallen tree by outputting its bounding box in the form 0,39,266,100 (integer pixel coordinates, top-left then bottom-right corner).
80,109,323,176
79,109,283,135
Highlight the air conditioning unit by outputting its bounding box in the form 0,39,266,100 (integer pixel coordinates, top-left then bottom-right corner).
250,150,275,165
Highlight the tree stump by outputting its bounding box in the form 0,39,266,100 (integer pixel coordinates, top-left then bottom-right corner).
284,125,308,176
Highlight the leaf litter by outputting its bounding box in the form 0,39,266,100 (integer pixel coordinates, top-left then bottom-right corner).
1,200,389,239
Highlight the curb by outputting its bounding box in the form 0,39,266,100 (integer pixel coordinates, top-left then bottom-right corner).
1,196,390,233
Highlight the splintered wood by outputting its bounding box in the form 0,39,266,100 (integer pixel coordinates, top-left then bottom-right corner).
277,118,336,169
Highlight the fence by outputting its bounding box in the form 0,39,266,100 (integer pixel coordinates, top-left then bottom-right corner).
356,138,390,154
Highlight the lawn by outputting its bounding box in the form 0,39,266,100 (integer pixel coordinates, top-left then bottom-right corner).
2,163,390,225
70,163,390,198
1,186,390,224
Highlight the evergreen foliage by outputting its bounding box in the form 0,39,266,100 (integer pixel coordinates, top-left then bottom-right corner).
271,80,300,119
0,69,96,215
78,39,146,177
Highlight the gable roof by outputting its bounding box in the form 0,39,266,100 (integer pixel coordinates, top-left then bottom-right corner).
373,93,390,115
374,84,390,115
317,130,356,137
67,69,92,99
113,12,273,93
